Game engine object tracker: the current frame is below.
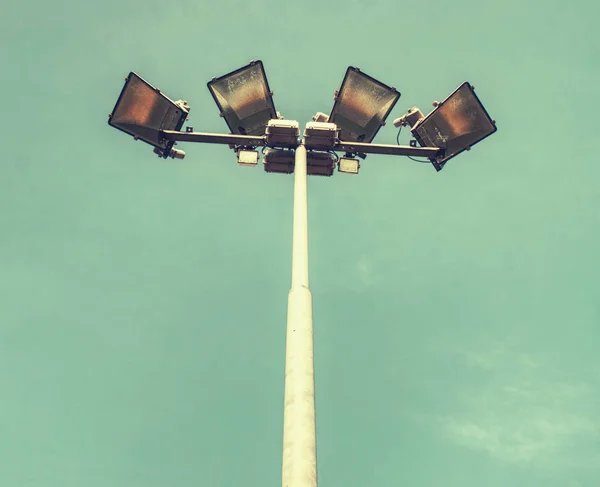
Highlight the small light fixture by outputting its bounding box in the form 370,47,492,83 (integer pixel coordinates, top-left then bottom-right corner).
307,151,336,177
108,72,189,153
237,149,259,167
263,149,295,174
304,122,339,151
207,60,277,136
338,155,360,174
266,119,300,148
153,146,186,160
312,112,329,123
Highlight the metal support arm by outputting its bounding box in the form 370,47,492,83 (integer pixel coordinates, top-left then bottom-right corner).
334,140,443,158
161,129,267,147
161,130,443,159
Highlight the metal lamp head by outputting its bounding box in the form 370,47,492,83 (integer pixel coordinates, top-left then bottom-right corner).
208,60,277,136
328,67,400,143
411,82,497,171
108,72,189,153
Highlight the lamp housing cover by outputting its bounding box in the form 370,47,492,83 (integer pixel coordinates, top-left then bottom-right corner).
266,119,300,148
304,122,339,150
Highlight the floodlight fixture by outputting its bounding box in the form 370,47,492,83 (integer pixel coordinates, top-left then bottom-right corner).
304,122,339,150
263,149,295,174
108,72,189,154
411,82,497,171
306,151,335,177
328,67,400,144
338,155,360,174
266,119,300,148
237,149,259,167
207,60,277,136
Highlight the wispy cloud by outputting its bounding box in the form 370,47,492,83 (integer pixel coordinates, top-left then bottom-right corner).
355,255,376,287
431,344,600,470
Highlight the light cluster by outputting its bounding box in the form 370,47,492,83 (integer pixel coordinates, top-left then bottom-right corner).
108,61,496,172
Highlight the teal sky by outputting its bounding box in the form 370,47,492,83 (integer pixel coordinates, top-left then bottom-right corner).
1,0,599,485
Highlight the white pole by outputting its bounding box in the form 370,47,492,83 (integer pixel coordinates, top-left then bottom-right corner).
282,144,317,487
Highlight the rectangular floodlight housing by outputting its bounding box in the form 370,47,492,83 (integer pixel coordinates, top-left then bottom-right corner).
263,149,295,174
108,72,189,151
338,157,360,174
266,119,300,148
411,82,497,171
329,67,400,143
307,151,335,177
207,60,277,136
304,122,339,150
238,149,259,167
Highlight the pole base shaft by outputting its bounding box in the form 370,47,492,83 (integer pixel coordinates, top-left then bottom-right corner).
282,285,316,487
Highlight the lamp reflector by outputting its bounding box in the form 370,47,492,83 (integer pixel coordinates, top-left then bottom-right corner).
338,157,360,174
238,149,259,167
207,61,277,136
329,67,400,143
411,82,497,171
108,72,189,150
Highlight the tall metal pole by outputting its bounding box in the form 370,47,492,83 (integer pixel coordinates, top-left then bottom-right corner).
282,143,317,487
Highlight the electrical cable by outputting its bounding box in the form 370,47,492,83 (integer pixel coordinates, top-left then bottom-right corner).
408,156,431,163
397,125,433,164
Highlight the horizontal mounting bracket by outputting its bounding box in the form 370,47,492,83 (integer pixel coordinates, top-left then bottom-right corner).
161,130,267,147
161,130,444,159
334,140,442,158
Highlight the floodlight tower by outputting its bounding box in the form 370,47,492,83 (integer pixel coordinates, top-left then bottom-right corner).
107,60,497,487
